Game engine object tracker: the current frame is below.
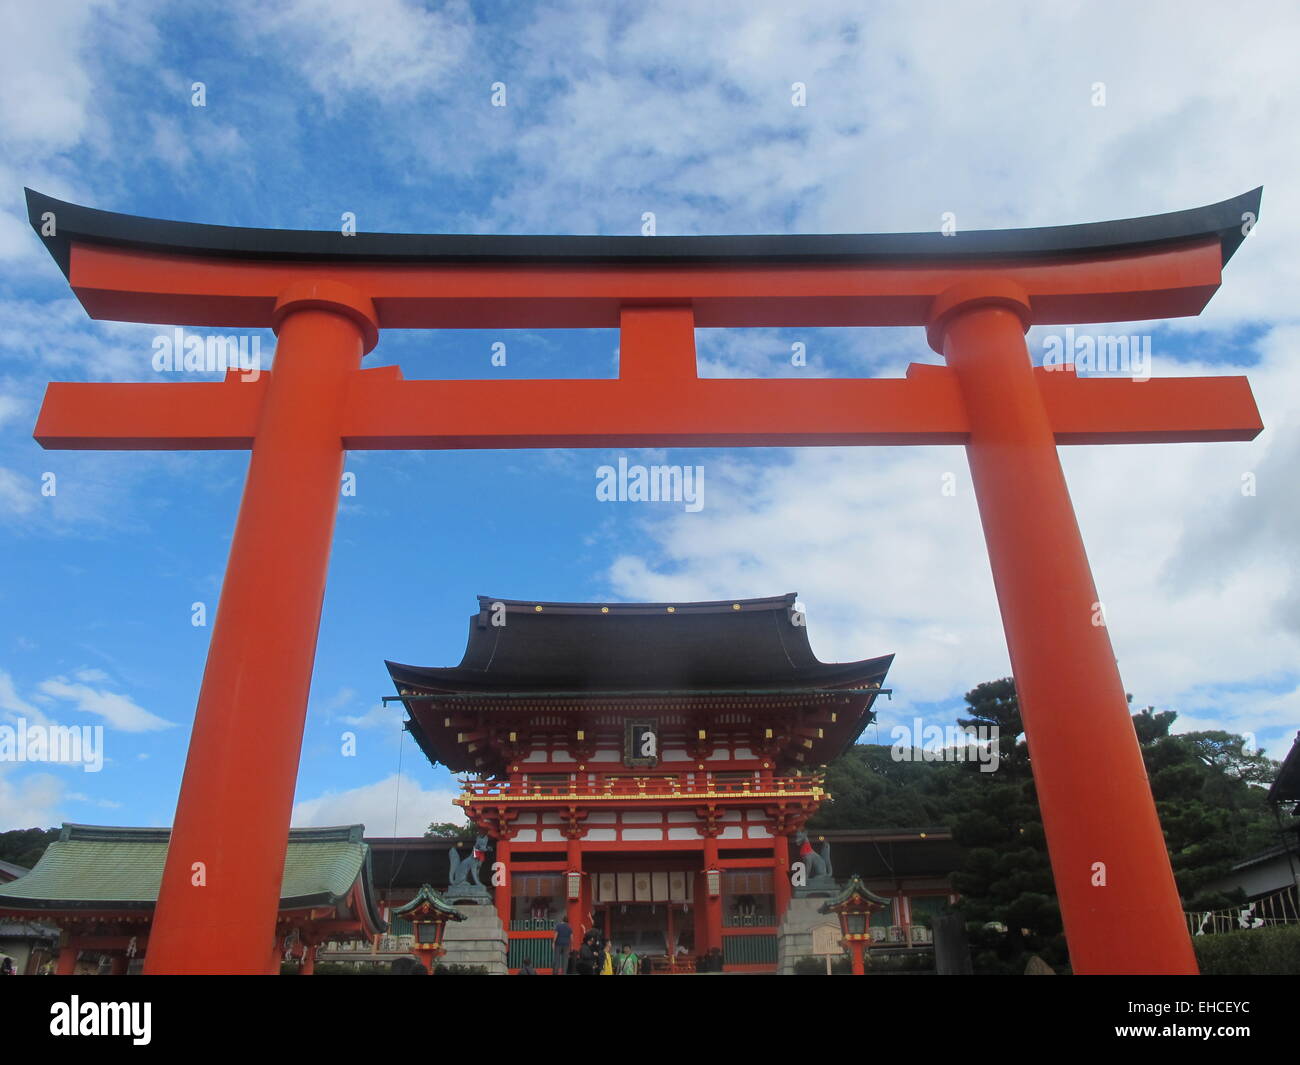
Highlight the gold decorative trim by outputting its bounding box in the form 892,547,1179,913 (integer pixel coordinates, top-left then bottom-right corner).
454,786,825,805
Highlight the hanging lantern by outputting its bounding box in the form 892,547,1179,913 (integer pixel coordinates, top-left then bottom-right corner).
705,868,722,898
566,869,583,901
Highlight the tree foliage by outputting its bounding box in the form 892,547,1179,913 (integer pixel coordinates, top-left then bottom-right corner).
809,678,1282,973
0,827,59,869
425,821,475,841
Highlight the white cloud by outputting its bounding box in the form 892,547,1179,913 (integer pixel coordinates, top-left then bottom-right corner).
0,765,65,829
0,0,103,150
315,686,358,716
340,702,404,731
37,676,174,732
602,321,1300,747
0,466,38,519
291,772,461,835
425,0,1300,338
0,669,45,725
0,392,23,431
248,0,476,102
64,791,123,809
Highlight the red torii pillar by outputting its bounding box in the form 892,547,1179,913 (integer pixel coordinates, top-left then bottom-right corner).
929,280,1196,972
25,187,1263,974
152,282,378,975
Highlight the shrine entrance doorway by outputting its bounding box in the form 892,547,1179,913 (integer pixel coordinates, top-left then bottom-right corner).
606,903,669,956
604,902,694,972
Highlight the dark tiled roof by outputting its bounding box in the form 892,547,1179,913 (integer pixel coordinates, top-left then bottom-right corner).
388,594,892,694
0,920,59,942
1269,731,1300,802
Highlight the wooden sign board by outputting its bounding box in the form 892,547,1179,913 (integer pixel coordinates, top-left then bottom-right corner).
810,923,843,975
810,923,842,956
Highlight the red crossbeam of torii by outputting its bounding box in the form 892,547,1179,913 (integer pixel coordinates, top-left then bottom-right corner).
26,187,1263,975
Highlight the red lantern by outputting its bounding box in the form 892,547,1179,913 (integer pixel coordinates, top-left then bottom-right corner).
819,875,889,975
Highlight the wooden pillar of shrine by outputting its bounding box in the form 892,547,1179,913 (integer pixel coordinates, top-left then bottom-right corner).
928,280,1198,975
565,834,583,934
494,838,512,923
772,831,791,921
701,832,723,956
145,282,379,975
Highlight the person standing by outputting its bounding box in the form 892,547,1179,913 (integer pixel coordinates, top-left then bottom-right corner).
615,944,639,975
576,929,599,975
552,917,573,975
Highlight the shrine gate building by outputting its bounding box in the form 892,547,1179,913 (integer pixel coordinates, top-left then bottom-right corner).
387,593,891,973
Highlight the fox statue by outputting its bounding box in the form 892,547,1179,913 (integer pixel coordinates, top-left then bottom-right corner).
793,829,832,880
448,833,491,887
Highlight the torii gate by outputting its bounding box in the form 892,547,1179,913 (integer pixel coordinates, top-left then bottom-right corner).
25,187,1262,975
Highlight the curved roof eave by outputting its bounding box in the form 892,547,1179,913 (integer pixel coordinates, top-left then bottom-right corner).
25,186,1262,280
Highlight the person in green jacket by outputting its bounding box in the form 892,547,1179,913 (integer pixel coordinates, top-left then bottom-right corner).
615,944,640,975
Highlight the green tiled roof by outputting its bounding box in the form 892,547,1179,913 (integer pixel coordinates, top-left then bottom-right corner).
391,883,465,921
818,873,892,913
0,823,381,927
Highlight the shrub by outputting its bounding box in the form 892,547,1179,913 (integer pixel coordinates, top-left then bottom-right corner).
793,954,851,974
433,962,488,975
792,950,935,974
1193,924,1300,975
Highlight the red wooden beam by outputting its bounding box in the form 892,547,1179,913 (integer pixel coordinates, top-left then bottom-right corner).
65,238,1225,329
34,363,1262,451
34,370,265,450
1037,365,1263,444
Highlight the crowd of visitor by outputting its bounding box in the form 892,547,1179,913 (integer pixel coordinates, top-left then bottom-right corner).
539,917,642,974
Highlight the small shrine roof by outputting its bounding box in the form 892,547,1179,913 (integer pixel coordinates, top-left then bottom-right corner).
819,873,893,912
391,883,466,921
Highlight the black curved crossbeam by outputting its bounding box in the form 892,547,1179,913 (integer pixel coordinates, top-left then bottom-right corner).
25,186,1262,279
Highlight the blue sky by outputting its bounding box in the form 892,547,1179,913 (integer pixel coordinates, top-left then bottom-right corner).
1,1,1298,835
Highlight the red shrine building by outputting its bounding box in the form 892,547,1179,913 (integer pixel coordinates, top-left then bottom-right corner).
387,593,892,973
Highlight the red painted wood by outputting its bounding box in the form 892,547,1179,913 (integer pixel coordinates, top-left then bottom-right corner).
65,237,1224,329
933,288,1197,975
142,292,375,974
35,363,1260,452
